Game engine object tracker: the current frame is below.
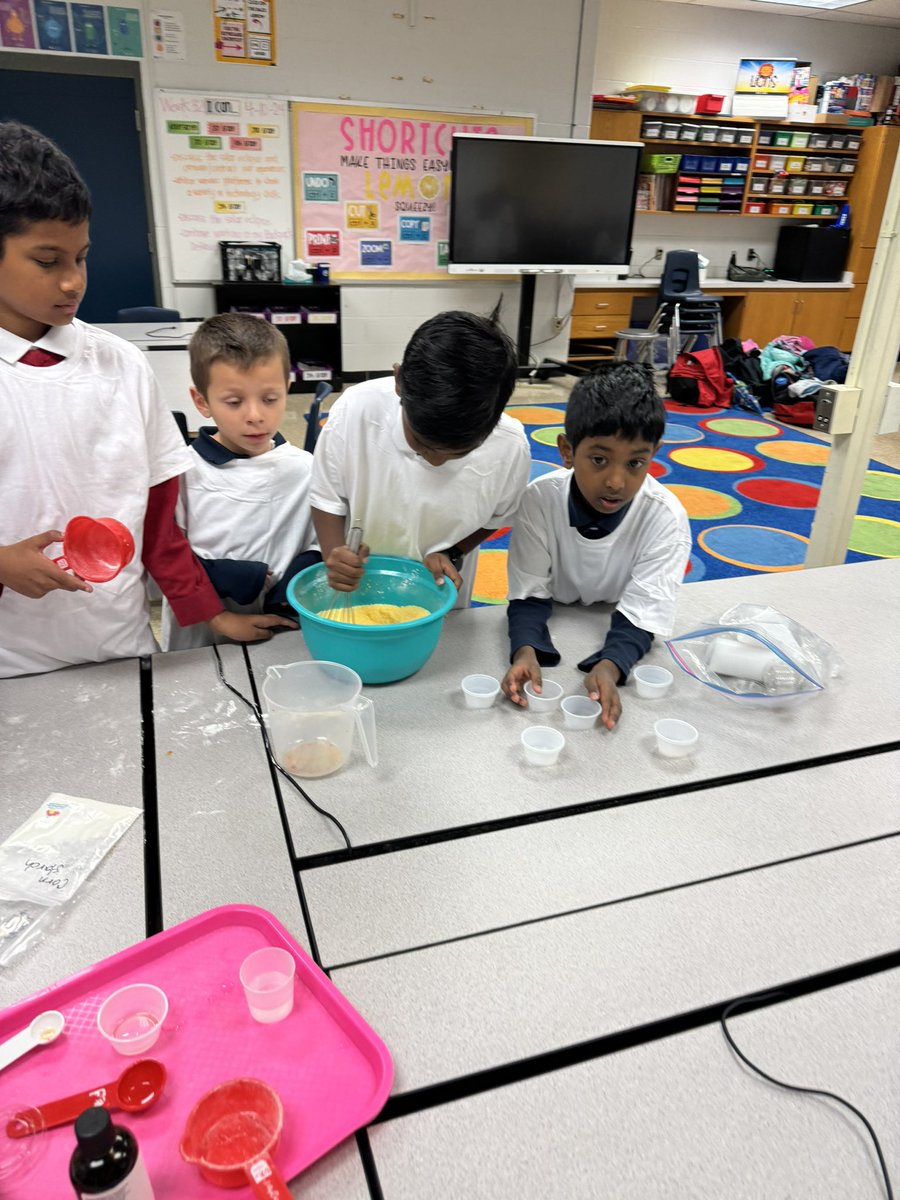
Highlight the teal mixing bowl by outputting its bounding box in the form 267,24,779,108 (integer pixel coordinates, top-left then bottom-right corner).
286,555,457,684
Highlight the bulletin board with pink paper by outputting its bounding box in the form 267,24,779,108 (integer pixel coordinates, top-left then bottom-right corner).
291,102,534,280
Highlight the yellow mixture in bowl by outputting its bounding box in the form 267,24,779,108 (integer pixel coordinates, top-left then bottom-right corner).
320,603,430,625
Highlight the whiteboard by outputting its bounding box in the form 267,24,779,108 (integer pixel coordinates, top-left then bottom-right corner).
155,89,294,283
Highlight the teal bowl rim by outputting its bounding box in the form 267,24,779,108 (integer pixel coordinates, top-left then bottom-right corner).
287,555,457,633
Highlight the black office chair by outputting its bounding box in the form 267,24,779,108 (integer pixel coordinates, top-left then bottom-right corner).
649,251,724,360
303,381,333,453
117,306,182,322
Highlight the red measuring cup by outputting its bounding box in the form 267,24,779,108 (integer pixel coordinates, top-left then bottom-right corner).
6,1059,166,1138
180,1078,292,1198
53,516,135,583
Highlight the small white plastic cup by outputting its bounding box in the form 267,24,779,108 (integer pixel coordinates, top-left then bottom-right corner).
523,679,564,712
240,947,296,1024
633,665,674,699
97,983,168,1056
561,695,601,730
461,674,501,709
654,718,699,759
521,725,565,766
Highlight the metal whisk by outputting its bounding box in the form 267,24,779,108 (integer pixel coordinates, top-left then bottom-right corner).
322,523,364,623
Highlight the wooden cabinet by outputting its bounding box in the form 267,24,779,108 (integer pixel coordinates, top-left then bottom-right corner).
842,125,900,351
570,289,633,341
727,290,847,347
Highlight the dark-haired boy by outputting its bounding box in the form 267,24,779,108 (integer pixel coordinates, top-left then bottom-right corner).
0,121,294,676
310,310,530,606
161,313,320,650
502,362,691,729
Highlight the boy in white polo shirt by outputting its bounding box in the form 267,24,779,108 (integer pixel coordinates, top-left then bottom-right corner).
0,121,295,677
161,314,320,650
502,362,691,730
310,311,529,607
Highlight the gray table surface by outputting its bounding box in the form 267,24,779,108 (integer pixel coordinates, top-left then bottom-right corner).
248,559,900,857
369,970,898,1199
0,659,146,1006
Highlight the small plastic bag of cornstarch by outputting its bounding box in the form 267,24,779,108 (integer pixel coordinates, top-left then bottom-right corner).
665,603,843,704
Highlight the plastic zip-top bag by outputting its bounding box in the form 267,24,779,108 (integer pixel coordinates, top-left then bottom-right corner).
665,603,843,703
0,793,140,967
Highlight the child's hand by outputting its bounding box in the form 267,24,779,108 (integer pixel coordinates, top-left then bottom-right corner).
424,551,462,591
502,646,541,707
0,532,93,598
325,542,370,592
208,611,298,643
585,660,622,730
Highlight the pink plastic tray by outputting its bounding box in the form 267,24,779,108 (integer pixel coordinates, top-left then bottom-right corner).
0,904,392,1196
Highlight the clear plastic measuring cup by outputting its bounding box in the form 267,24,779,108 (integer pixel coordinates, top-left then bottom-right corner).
262,661,377,778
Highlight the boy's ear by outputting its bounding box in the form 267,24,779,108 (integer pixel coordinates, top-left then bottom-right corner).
190,386,211,418
392,363,401,397
557,433,574,468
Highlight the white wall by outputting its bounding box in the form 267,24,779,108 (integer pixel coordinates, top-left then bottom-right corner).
593,0,900,278
143,0,600,370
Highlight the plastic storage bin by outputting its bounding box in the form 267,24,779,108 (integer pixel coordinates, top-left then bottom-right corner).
807,180,826,196
813,203,840,216
744,201,766,214
680,124,699,140
772,130,793,147
768,154,788,171
809,132,830,150
640,153,681,173
793,203,814,216
845,134,862,151
769,201,794,215
839,159,856,174
757,129,774,146
733,157,750,174
681,154,701,171
769,178,787,194
785,155,806,172
662,121,681,138
717,127,736,143
736,128,754,146
828,133,846,150
749,177,767,194
791,131,811,149
642,118,663,138
787,178,808,195
805,157,825,173
698,125,719,143
695,93,725,114
753,153,770,170
821,156,841,172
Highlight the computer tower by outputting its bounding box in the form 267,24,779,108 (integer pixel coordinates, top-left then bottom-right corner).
773,225,850,283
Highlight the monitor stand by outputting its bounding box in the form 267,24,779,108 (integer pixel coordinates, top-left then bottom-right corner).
515,272,583,384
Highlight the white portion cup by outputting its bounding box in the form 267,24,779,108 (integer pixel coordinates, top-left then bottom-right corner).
521,725,565,766
633,665,674,699
654,718,699,758
561,695,601,730
523,679,563,712
461,674,501,709
97,984,168,1056
239,947,296,1024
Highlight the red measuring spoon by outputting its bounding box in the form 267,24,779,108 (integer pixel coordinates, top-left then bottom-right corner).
52,516,135,583
6,1058,166,1139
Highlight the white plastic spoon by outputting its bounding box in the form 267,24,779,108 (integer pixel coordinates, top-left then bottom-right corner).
0,1011,65,1072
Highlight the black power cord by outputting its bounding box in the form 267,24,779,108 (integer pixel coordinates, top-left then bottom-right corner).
721,991,893,1199
211,644,352,852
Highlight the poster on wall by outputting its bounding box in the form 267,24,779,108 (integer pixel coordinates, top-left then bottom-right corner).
732,57,796,119
34,0,72,50
155,89,293,282
0,1,37,49
291,103,534,280
71,3,107,53
151,8,184,59
213,0,275,66
108,6,141,56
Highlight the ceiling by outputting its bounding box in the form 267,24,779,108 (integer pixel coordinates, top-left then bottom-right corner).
654,0,900,28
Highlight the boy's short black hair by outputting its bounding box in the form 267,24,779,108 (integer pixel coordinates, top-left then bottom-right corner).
0,121,92,254
397,310,517,449
565,361,665,448
189,312,291,395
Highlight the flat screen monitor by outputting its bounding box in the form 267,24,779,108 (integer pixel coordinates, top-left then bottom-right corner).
448,134,643,275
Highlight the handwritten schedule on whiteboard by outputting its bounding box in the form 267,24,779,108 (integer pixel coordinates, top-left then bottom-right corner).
291,102,533,280
156,90,293,282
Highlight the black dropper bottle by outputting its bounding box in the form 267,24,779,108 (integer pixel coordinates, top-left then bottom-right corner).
69,1106,155,1199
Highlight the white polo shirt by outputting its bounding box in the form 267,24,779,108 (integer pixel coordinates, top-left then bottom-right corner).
0,319,192,677
310,375,530,606
162,434,317,651
507,469,691,637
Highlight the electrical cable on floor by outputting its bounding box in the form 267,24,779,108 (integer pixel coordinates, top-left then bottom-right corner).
211,643,352,852
721,991,893,1200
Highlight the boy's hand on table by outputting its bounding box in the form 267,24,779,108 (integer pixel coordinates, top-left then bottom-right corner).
208,611,298,642
424,551,462,591
325,542,370,592
585,660,622,730
0,532,93,598
502,646,542,707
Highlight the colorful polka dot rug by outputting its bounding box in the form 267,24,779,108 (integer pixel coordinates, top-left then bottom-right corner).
469,399,900,605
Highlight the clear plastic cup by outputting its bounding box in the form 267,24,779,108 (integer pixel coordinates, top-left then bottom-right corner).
239,947,296,1024
97,984,168,1056
561,696,601,730
654,718,699,758
523,679,563,712
633,665,674,699
461,674,501,709
521,726,565,766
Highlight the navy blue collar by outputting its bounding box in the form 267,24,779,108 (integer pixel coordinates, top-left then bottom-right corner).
194,426,286,464
567,474,632,539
